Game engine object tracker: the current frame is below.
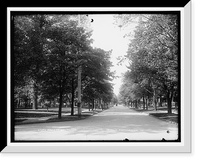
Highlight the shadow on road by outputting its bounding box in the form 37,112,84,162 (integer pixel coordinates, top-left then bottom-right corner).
15,105,178,141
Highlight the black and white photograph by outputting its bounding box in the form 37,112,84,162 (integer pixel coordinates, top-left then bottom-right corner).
11,11,180,142
2,2,193,153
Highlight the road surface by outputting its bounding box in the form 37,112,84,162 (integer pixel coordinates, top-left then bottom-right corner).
15,105,178,141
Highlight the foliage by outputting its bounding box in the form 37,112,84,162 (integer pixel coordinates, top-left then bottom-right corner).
13,14,114,118
117,14,179,113
82,48,114,104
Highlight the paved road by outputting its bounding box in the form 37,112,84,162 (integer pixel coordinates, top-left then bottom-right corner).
15,105,178,141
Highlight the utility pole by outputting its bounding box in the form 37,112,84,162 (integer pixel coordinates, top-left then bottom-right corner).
77,14,82,117
77,14,93,117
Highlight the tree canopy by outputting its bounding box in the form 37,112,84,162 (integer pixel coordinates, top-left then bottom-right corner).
117,14,179,113
13,14,114,118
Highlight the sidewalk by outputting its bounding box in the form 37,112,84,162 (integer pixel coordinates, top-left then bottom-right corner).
15,109,104,125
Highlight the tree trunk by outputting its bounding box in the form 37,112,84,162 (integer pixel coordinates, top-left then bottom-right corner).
135,100,138,109
58,90,63,119
71,78,75,116
99,99,101,109
53,99,56,107
167,91,173,114
32,83,38,110
153,89,157,111
24,98,28,109
102,100,104,110
17,99,21,109
92,99,95,110
145,98,148,110
28,100,31,108
71,92,74,115
159,95,163,107
58,78,63,119
89,102,91,111
130,101,133,108
33,94,38,109
142,96,145,110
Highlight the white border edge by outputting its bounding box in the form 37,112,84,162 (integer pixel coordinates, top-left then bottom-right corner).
2,5,191,153
6,7,11,148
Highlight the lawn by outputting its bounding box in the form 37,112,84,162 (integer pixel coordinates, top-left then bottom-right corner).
14,107,104,124
15,112,56,118
149,113,178,124
130,106,179,124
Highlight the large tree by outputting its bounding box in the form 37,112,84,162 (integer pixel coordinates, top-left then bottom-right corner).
13,14,115,119
116,14,179,113
81,48,114,109
40,17,92,118
14,15,52,109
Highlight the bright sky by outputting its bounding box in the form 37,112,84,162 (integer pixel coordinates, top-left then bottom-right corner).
88,14,130,96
